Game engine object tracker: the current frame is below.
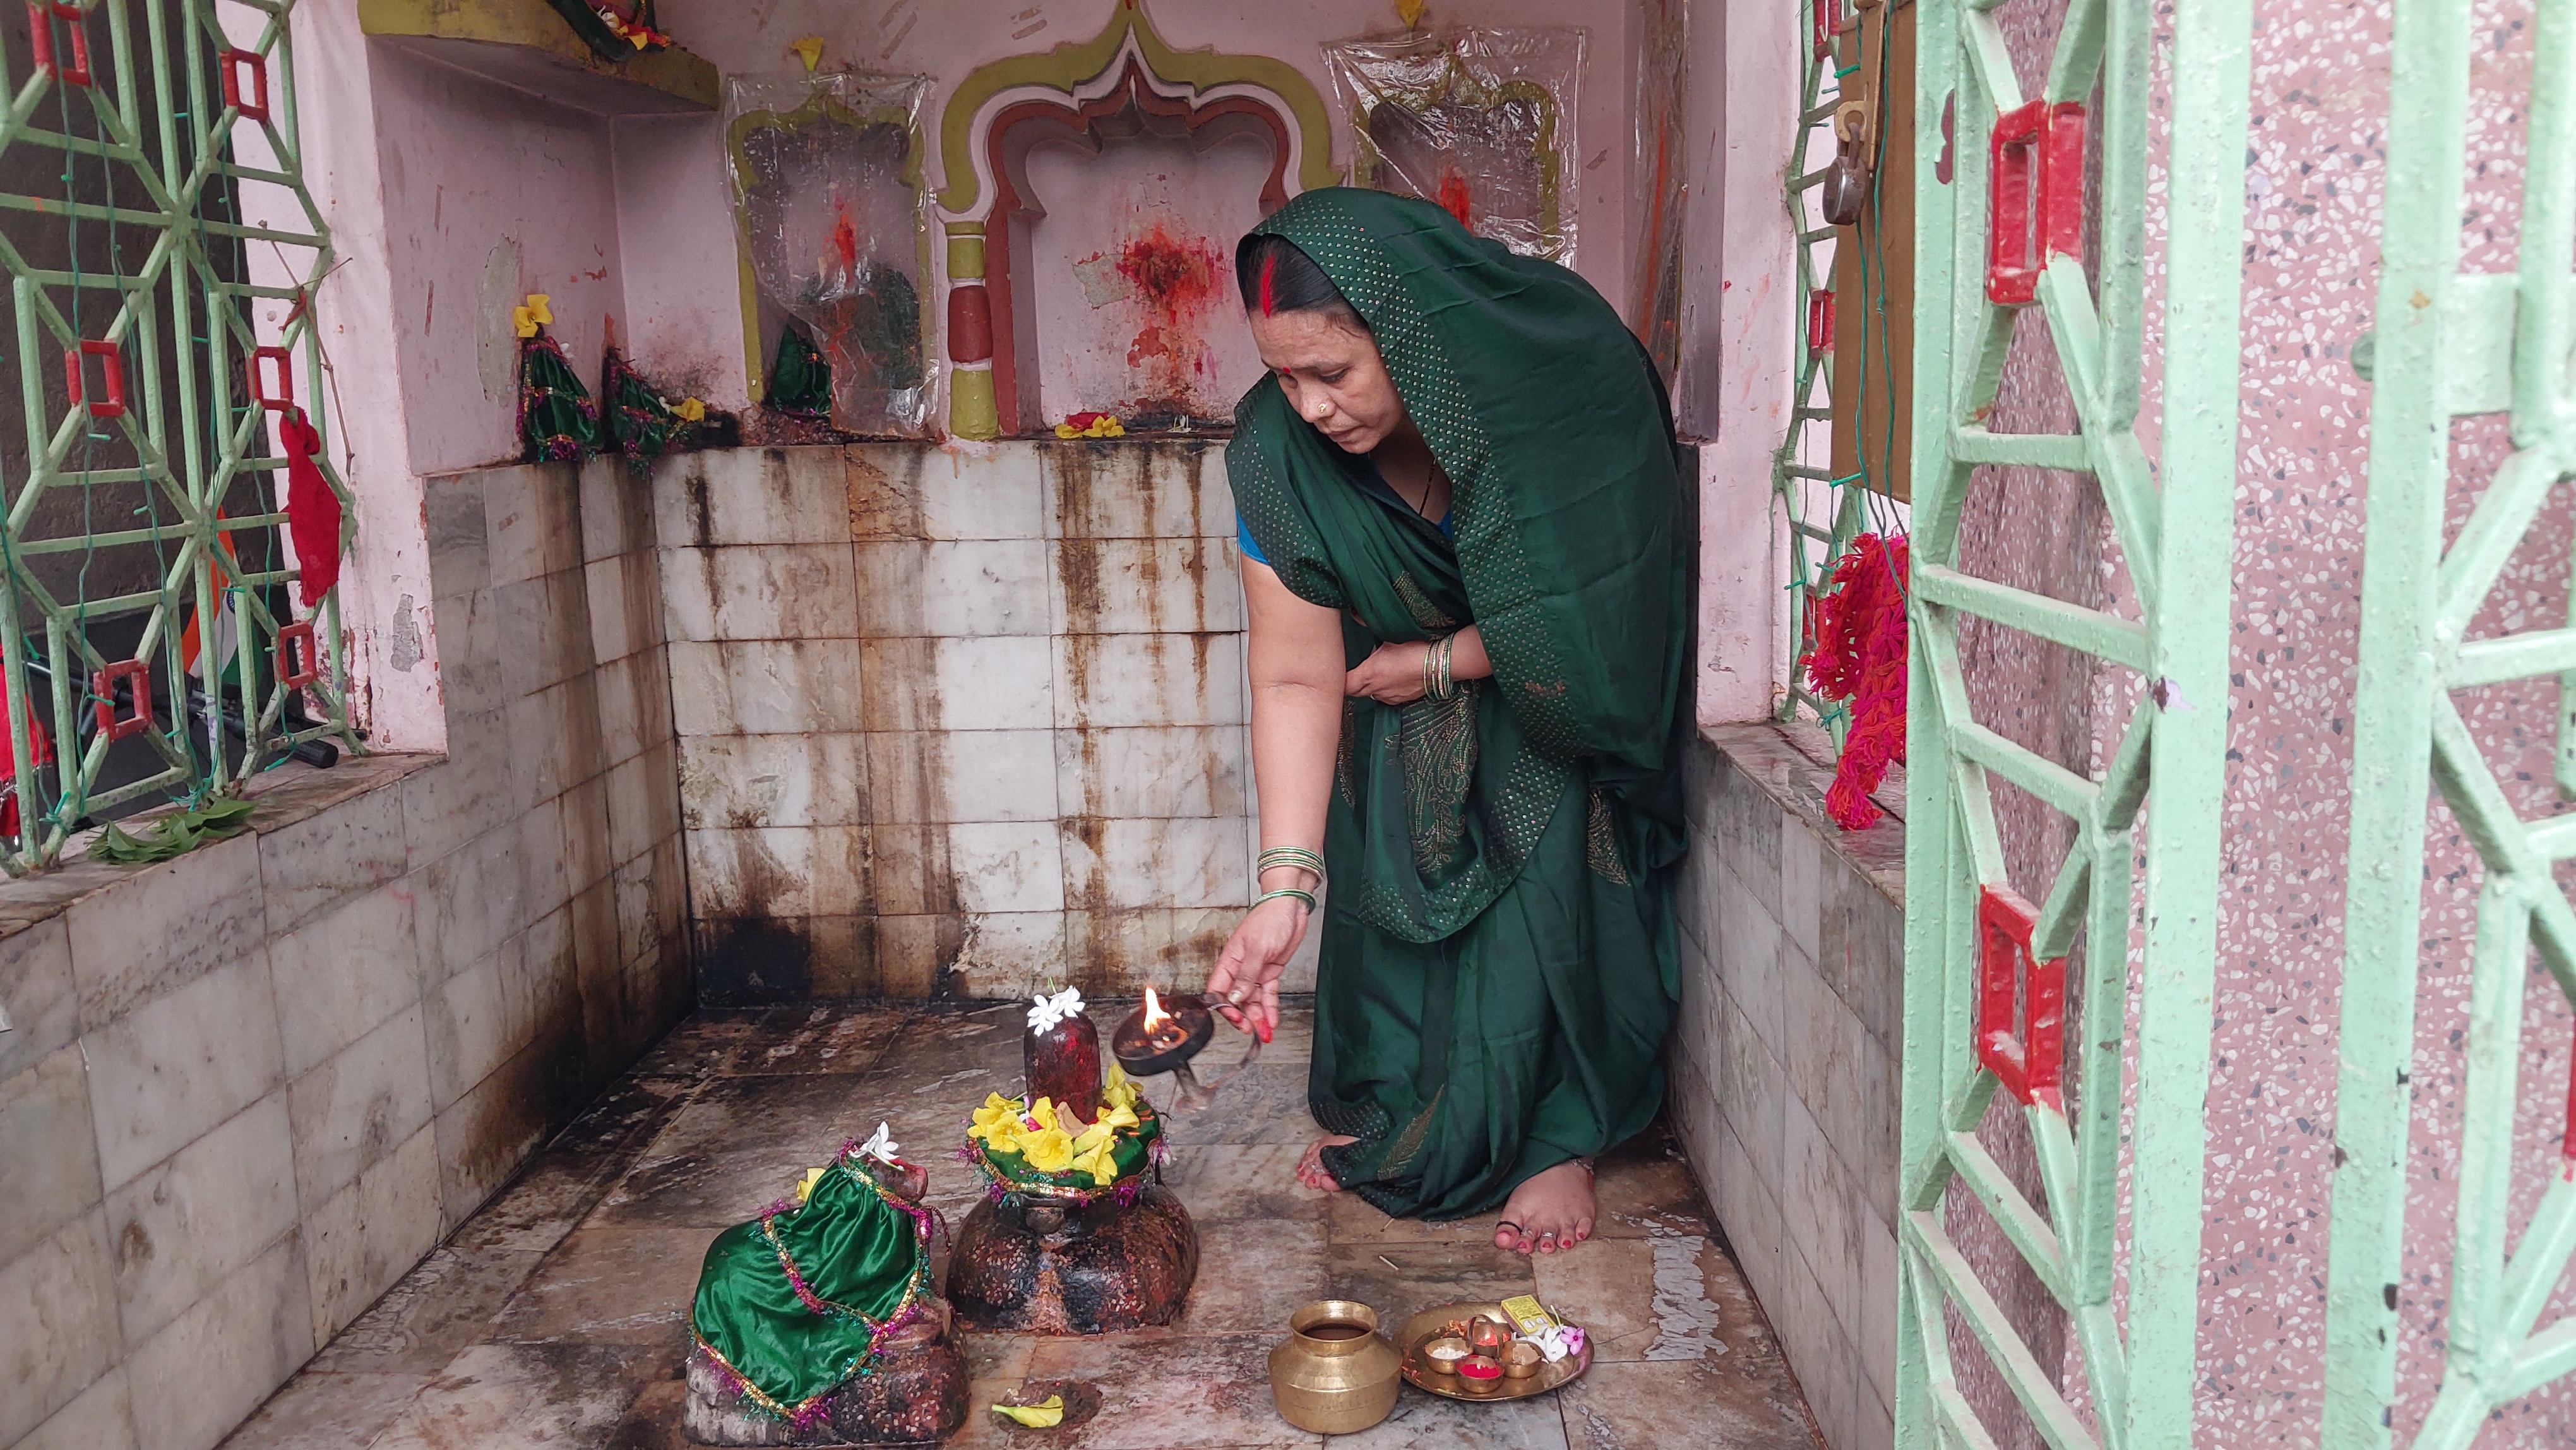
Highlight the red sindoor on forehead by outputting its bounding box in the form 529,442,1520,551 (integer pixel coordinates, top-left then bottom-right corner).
1258,250,1279,317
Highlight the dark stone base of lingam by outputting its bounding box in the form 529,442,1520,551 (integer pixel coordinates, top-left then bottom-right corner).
943,1185,1199,1334
683,1300,970,1447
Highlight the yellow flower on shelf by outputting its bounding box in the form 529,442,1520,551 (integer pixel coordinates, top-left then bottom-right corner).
511,292,553,339
1070,1134,1119,1186
792,1165,828,1205
672,397,707,424
790,36,825,71
1018,1126,1076,1174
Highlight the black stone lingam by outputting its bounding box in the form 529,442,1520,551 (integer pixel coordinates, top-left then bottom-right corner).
945,989,1202,1336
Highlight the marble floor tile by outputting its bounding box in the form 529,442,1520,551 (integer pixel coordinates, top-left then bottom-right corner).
1324,1240,1537,1335
1532,1230,1731,1365
449,1076,700,1255
1329,1384,1570,1450
627,1010,766,1080
599,1375,689,1450
736,1003,909,1075
1588,1129,1714,1238
1147,1062,1317,1148
1160,1144,1330,1225
1323,1190,1508,1251
216,1370,430,1450
1171,1221,1328,1334
305,1245,548,1376
489,1226,713,1348
592,1074,900,1228
1558,1358,1822,1449
370,1343,662,1450
1008,1333,1321,1449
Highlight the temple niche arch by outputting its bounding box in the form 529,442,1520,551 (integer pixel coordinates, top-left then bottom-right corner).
936,1,1337,438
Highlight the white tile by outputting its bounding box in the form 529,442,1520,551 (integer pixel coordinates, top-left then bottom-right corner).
268,884,424,1080
259,781,408,938
1859,1209,1899,1418
849,439,1047,540
675,733,866,830
1042,438,1233,539
398,712,516,869
412,823,527,986
1052,632,1246,728
655,445,849,548
124,1235,314,1450
69,832,265,1030
424,942,522,1111
105,1092,297,1344
1049,536,1244,635
947,820,1065,913
578,453,652,561
858,635,1054,733
582,552,660,663
288,1003,434,1212
1055,725,1248,818
501,570,600,705
1719,995,1787,1209
681,825,868,920
936,911,1070,998
667,638,864,736
85,954,284,1193
302,1122,442,1346
432,1046,548,1225
659,541,860,642
427,585,507,719
484,462,583,587
422,470,492,597
1780,819,1823,966
0,1211,121,1447
559,774,614,898
0,917,76,1085
1785,1091,1862,1333
608,740,684,867
12,1363,137,1450
1720,864,1786,1055
515,793,572,926
1062,816,1251,911
852,539,1051,637
864,729,1058,823
0,1045,102,1267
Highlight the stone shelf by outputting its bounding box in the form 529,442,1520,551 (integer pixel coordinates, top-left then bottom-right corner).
359,0,719,116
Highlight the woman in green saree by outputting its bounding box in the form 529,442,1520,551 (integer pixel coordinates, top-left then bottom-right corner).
1203,188,1690,1255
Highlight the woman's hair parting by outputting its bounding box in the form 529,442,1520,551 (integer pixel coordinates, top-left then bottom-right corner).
1235,233,1366,330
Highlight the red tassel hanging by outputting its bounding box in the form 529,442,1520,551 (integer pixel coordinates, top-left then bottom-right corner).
279,407,342,608
1800,533,1909,830
0,666,55,838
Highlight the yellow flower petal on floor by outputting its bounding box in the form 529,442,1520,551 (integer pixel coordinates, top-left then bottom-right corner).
1018,1126,1075,1173
991,1396,1064,1428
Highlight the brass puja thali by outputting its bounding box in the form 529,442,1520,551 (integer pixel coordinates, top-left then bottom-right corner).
1393,1302,1592,1402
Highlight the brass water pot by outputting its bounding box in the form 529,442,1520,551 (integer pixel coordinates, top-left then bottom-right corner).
1267,1300,1401,1434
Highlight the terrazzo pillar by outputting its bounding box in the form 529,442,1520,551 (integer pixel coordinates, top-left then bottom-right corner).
945,225,998,440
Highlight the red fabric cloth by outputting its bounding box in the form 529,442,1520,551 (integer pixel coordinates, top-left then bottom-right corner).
0,669,53,837
280,407,342,608
1800,532,1909,830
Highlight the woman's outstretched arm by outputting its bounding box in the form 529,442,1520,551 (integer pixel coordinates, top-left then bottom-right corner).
1207,560,1344,1040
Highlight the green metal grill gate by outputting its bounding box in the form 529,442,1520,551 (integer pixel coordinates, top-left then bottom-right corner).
1895,0,2251,1444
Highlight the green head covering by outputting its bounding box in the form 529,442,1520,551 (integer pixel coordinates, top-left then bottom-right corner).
1227,187,1690,940
689,1151,933,1423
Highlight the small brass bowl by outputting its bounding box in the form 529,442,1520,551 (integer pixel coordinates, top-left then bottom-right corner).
1419,1336,1471,1375
1456,1354,1504,1394
1466,1317,1512,1354
1504,1341,1545,1379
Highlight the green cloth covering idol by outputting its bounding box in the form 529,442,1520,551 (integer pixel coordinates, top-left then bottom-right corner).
1227,188,1689,1220
518,333,599,462
689,1148,934,1423
766,323,833,420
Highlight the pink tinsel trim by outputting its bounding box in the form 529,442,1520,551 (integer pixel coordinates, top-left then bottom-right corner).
1799,533,1909,831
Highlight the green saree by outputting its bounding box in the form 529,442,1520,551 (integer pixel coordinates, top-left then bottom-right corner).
1227,188,1690,1221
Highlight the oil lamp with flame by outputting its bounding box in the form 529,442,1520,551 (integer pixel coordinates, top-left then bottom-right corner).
1112,986,1261,1111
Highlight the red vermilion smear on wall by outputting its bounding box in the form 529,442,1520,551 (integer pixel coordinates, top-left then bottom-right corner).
1114,223,1225,421
1436,172,1474,230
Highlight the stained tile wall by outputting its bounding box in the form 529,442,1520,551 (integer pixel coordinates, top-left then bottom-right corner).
657,441,1307,1004
1670,723,1904,1450
0,458,688,1450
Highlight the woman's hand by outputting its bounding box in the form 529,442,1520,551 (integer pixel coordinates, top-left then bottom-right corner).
1206,894,1307,1043
1345,640,1433,705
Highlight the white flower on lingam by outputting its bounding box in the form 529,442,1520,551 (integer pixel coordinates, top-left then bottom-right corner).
1027,986,1086,1033
858,1122,898,1164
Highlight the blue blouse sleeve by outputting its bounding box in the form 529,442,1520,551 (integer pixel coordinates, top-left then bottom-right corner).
1236,515,1268,566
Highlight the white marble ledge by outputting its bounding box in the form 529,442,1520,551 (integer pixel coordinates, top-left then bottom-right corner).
0,753,438,945
1698,724,1902,905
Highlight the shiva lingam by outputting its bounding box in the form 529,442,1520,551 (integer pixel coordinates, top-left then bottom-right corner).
1110,986,1262,1111
944,988,1200,1334
684,1130,970,1447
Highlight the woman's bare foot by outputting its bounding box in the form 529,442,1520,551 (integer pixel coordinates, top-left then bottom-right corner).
1297,1135,1358,1192
1493,1160,1597,1254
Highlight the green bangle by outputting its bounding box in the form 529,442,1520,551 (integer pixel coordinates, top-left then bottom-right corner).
1253,886,1318,912
1257,846,1326,881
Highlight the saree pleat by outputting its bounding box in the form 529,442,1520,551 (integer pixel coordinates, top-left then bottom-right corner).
1227,188,1689,1220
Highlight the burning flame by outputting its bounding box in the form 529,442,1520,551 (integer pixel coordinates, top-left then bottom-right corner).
1142,986,1171,1031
